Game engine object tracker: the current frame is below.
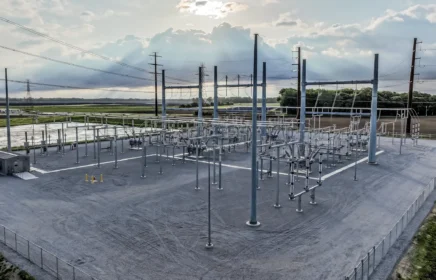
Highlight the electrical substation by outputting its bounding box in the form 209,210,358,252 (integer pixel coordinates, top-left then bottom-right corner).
0,34,435,280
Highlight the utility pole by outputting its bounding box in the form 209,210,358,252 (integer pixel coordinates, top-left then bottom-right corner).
225,75,228,96
292,47,301,117
407,38,421,134
149,52,162,117
237,74,240,97
26,79,33,112
5,68,11,152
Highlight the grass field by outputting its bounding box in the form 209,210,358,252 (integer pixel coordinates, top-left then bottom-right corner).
2,105,436,138
11,103,280,113
14,105,158,114
0,253,35,280
0,116,73,127
392,205,436,280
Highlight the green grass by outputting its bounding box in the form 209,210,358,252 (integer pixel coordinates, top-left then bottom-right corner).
406,207,436,280
0,116,71,127
0,253,35,280
14,104,157,114
13,103,279,113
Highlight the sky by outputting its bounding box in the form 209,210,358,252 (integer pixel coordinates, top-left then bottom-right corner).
0,0,436,99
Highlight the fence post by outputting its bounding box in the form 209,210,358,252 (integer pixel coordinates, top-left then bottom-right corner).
382,238,384,257
56,257,59,279
73,266,76,280
402,215,404,231
27,240,30,260
373,246,376,273
361,259,364,280
354,267,357,280
3,227,6,244
389,229,392,247
367,252,370,277
14,233,17,251
40,247,43,268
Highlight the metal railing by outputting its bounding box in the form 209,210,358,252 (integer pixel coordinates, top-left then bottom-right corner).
344,177,436,280
0,224,99,280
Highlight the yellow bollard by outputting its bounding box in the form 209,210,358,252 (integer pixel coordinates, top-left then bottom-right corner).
85,174,89,182
91,176,96,184
100,174,103,183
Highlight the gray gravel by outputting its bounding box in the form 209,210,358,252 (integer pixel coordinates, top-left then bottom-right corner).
0,137,435,280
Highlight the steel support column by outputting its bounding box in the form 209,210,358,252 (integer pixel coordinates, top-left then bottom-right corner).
368,54,379,164
247,34,260,227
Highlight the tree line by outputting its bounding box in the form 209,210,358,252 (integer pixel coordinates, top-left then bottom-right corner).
179,96,277,108
277,88,436,116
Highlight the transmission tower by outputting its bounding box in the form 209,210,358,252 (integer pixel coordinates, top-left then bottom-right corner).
149,52,162,117
26,79,34,112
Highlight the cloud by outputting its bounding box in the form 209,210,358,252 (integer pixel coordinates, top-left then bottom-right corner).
80,11,95,22
263,0,279,5
320,47,372,58
3,3,436,97
80,9,129,22
273,12,301,27
427,12,436,23
176,0,248,19
367,4,436,30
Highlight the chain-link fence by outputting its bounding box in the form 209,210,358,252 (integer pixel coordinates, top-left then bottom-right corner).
0,224,99,280
344,177,436,280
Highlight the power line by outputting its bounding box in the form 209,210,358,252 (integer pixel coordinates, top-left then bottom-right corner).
166,75,197,84
379,81,411,89
0,45,154,82
0,16,148,72
0,78,155,94
379,57,409,78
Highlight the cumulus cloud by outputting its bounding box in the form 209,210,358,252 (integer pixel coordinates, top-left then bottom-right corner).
367,4,436,30
427,12,436,23
263,0,279,5
80,9,129,22
3,3,436,97
176,0,248,19
273,12,301,27
80,10,95,22
321,47,372,58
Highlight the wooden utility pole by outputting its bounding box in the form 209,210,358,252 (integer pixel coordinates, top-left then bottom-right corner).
226,75,228,96
407,38,418,134
149,52,162,117
237,74,240,97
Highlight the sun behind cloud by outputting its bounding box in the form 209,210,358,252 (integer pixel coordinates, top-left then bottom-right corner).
176,0,248,19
